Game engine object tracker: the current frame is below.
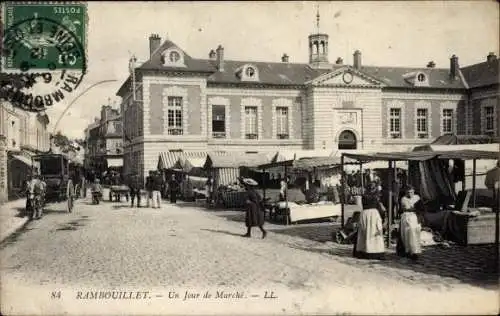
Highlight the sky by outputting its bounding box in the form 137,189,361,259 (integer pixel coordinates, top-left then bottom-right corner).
45,1,499,139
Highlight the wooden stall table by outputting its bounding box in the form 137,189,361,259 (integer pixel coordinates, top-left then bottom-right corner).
272,201,361,225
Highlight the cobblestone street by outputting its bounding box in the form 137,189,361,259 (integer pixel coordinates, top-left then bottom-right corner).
1,196,498,315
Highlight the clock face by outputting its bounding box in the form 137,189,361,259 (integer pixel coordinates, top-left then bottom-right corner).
343,72,354,84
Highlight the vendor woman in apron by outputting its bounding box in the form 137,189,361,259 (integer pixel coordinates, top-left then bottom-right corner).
398,185,422,261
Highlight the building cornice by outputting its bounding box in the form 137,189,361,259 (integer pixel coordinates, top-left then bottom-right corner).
383,90,466,101
207,82,305,90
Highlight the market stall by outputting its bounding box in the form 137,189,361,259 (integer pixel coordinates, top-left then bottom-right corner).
341,149,499,250
203,152,275,208
259,156,362,225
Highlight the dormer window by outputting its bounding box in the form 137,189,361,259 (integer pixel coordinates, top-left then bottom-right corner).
161,48,185,67
169,51,180,63
403,71,429,87
236,64,259,82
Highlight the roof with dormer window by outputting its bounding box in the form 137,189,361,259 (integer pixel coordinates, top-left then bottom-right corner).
118,38,500,96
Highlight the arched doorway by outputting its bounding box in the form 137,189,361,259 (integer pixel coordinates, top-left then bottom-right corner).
338,130,357,150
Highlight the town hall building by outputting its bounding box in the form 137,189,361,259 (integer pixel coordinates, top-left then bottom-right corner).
117,14,499,179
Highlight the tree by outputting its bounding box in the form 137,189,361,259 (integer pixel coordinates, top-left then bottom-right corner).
51,131,82,153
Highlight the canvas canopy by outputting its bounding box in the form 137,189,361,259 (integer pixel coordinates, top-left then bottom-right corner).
430,134,500,145
158,151,217,170
272,149,334,163
204,152,274,169
173,156,206,173
343,149,499,163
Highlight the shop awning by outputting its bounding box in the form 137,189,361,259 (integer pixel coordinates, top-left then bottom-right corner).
12,154,34,167
272,149,334,163
158,151,213,170
107,158,123,167
204,152,274,169
342,149,499,163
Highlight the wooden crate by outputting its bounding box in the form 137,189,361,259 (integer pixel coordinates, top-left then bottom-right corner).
465,213,500,245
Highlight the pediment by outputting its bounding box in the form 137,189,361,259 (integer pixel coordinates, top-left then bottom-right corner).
307,67,384,87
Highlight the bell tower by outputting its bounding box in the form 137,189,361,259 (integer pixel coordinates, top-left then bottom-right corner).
308,8,329,69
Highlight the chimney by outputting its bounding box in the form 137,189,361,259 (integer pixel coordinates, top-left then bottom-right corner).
426,61,436,68
149,34,161,57
487,52,497,63
353,50,362,69
281,54,289,63
216,45,224,71
450,54,459,80
335,57,343,65
209,49,216,60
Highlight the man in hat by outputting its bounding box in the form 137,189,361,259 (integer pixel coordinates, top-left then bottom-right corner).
128,173,142,208
26,169,44,219
145,170,154,208
168,174,180,204
151,171,163,208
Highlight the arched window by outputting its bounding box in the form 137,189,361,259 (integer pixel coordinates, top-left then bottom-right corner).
338,130,357,150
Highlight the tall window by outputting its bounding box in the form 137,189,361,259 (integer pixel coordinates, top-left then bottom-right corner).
245,106,258,139
212,105,226,138
416,108,429,138
442,109,454,134
167,96,183,135
484,106,495,134
276,107,289,139
389,108,401,139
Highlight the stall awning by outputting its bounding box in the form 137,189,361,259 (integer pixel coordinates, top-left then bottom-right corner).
107,158,123,167
429,134,500,145
204,152,274,169
158,151,225,170
343,149,499,163
273,149,334,163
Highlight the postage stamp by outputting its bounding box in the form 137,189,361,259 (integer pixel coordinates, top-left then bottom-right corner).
0,1,87,111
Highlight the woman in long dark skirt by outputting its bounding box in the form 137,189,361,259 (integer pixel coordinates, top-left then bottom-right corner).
241,179,267,239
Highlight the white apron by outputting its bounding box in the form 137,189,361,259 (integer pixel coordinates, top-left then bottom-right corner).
400,212,422,254
356,208,385,254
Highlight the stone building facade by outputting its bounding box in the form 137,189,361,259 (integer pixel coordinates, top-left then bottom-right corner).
0,102,50,201
83,105,123,176
117,22,499,180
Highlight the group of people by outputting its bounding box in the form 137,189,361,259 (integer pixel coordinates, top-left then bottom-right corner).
23,169,47,219
353,182,423,261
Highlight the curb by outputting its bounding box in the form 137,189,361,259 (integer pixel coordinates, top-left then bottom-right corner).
0,216,30,245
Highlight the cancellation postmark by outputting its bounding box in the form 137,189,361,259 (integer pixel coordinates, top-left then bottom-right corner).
1,2,87,111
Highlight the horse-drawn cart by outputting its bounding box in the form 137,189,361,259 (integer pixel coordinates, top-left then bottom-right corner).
32,153,74,213
109,185,130,202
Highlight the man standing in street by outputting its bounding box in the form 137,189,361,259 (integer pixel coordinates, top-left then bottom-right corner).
151,171,162,208
128,173,142,208
168,174,180,204
145,171,154,208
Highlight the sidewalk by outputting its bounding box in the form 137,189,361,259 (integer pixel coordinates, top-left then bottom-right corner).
0,198,29,243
